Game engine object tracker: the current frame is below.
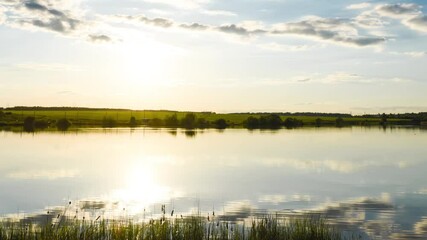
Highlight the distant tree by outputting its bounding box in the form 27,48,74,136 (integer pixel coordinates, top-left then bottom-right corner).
129,116,137,127
267,114,283,128
34,119,49,129
181,113,197,129
245,116,260,129
258,114,282,129
23,116,35,132
336,117,344,127
102,117,117,128
148,118,163,127
283,118,303,128
57,118,72,131
380,113,387,125
197,118,209,129
164,114,179,127
214,119,228,129
315,118,322,127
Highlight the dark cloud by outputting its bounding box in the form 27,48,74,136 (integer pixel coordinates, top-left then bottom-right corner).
117,14,173,28
24,1,48,11
88,34,112,43
376,3,420,18
406,15,427,32
217,24,266,36
1,0,81,34
180,22,208,31
272,18,385,47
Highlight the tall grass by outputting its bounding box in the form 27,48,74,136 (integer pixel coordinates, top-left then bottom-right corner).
0,214,360,240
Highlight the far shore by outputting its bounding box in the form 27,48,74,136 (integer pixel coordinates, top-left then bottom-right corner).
1,107,425,132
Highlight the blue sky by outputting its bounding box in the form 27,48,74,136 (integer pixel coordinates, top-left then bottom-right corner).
1,0,427,113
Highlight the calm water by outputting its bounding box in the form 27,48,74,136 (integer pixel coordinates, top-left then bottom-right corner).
1,127,427,239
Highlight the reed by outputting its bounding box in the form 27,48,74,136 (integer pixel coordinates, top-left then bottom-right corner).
0,214,360,240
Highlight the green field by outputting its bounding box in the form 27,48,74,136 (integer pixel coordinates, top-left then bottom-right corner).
0,108,411,130
5,110,389,124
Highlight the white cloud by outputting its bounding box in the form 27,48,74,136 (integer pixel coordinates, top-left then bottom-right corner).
201,9,236,17
369,3,427,33
257,42,312,52
354,10,385,28
375,3,421,19
390,51,426,58
0,6,5,24
404,15,427,33
0,0,113,42
288,72,412,85
142,0,209,10
347,2,371,10
272,16,385,47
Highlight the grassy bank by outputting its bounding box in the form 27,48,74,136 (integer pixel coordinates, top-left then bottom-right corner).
0,107,412,130
0,215,358,240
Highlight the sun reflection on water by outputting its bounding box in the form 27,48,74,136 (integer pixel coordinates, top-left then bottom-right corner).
111,163,172,215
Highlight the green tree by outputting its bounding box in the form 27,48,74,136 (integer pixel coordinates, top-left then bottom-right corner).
315,118,322,127
164,114,179,127
181,113,197,129
381,113,387,125
245,116,260,129
336,117,344,127
57,118,72,131
102,117,117,128
283,118,303,128
148,118,163,127
129,116,137,127
214,119,228,129
23,116,35,132
197,118,209,128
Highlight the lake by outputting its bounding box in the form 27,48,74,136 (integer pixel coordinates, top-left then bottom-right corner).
1,127,427,239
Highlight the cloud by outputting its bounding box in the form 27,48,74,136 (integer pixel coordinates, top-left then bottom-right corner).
283,72,412,85
272,17,385,47
257,42,313,52
217,24,266,36
368,3,427,33
142,0,209,10
405,15,427,32
6,0,81,34
88,34,112,43
2,2,392,48
109,12,385,47
0,6,5,24
390,51,426,58
376,3,421,19
114,14,173,28
0,0,113,42
347,2,371,10
180,22,209,30
354,11,385,28
201,9,236,17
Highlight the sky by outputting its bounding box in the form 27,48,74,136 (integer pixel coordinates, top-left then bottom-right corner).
0,0,427,113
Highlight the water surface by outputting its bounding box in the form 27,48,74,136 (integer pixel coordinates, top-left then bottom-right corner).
1,127,427,239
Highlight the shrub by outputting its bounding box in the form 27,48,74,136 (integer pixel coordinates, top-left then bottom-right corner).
181,113,197,129
102,117,117,128
214,119,228,129
57,118,72,131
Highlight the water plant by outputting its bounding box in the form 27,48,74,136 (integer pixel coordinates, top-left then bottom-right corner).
0,214,360,240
